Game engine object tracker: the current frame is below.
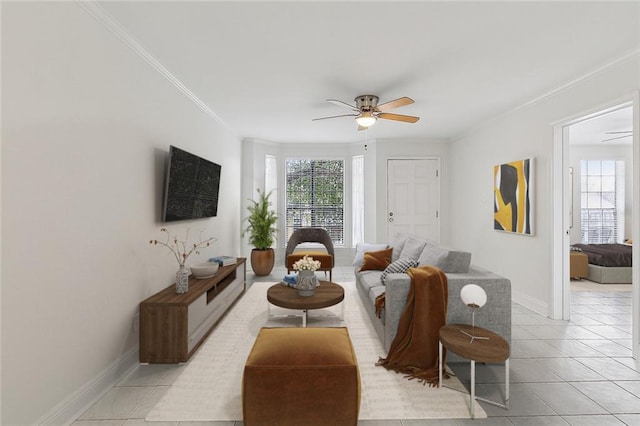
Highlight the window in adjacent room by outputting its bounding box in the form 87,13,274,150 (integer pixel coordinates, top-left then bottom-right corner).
285,158,344,245
580,159,625,243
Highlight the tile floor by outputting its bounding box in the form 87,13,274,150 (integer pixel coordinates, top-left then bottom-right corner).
73,265,639,425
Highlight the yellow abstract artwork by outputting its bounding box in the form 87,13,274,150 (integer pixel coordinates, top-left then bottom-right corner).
494,158,534,235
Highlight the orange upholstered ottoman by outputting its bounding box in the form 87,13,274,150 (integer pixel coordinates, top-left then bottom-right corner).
242,327,360,426
570,252,589,279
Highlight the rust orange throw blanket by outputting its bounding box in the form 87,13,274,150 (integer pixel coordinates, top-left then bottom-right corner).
376,266,448,386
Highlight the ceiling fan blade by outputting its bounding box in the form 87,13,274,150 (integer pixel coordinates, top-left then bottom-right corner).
375,97,414,112
602,134,632,142
326,99,358,111
378,112,420,123
605,131,633,134
312,113,358,121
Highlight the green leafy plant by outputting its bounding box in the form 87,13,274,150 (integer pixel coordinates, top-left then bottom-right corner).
242,189,278,250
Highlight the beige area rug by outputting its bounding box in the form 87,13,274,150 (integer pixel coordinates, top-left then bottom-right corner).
146,281,487,421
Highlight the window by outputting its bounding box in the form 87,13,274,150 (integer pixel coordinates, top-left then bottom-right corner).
285,159,344,244
580,160,625,243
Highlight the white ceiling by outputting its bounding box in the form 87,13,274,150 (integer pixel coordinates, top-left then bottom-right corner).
97,1,639,144
570,105,633,146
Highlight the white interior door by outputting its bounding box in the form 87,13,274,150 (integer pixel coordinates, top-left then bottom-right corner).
387,159,440,242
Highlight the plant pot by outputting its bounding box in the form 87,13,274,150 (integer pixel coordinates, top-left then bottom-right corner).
251,248,275,276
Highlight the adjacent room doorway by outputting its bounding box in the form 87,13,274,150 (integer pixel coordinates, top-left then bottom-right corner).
386,158,440,242
552,96,639,360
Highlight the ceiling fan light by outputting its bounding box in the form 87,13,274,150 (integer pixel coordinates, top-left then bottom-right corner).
356,113,377,127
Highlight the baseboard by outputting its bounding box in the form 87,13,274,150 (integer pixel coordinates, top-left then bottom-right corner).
37,346,139,425
512,290,549,317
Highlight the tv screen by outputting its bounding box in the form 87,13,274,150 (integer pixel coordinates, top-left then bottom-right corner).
162,145,221,222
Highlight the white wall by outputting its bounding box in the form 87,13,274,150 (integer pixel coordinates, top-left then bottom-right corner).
1,3,241,424
449,54,639,315
568,144,633,244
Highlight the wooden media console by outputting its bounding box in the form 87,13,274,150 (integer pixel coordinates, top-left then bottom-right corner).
139,258,246,363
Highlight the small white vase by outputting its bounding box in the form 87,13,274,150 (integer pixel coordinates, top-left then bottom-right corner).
297,270,318,297
176,264,189,294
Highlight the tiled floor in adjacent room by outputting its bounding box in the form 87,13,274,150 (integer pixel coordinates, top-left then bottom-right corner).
73,265,639,425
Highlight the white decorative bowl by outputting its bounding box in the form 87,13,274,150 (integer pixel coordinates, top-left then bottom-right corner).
190,262,219,279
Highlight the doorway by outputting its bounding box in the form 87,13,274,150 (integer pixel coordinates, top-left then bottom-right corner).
386,158,440,242
552,97,639,360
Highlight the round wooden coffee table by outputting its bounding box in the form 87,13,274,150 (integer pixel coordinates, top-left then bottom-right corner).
439,324,510,418
267,281,344,327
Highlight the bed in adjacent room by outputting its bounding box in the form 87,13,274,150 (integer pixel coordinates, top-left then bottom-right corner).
571,243,632,284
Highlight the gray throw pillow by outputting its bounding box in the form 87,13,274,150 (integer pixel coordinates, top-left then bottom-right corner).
390,233,408,262
418,243,448,268
381,258,419,285
399,237,427,260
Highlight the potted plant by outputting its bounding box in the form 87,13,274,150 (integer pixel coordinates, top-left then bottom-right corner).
242,188,278,276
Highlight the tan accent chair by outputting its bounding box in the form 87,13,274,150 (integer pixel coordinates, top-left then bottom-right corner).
285,227,335,282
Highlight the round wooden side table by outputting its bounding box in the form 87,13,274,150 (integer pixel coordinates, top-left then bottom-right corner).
267,281,344,327
439,323,510,418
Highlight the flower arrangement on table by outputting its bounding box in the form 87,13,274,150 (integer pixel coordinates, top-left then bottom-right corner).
149,228,216,267
292,255,321,272
282,255,322,289
292,255,321,295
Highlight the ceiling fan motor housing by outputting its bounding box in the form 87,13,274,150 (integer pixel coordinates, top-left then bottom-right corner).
355,95,379,112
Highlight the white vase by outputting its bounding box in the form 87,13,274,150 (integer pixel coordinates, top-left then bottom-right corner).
297,270,318,297
176,264,189,294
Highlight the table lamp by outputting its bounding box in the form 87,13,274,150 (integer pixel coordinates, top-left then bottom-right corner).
460,283,489,343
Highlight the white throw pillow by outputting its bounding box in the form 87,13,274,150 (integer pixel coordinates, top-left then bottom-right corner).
381,258,419,284
353,243,389,267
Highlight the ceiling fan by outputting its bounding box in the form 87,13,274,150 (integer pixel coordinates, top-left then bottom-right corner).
313,95,420,130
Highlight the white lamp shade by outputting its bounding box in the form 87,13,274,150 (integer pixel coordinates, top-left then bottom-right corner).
355,112,376,127
460,284,487,308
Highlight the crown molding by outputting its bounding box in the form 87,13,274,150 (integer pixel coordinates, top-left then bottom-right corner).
77,1,230,129
453,48,640,142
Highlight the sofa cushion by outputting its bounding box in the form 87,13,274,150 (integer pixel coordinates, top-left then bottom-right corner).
360,248,393,271
390,233,409,262
358,270,384,294
417,241,472,273
399,236,427,261
380,258,419,284
418,243,448,267
353,243,389,267
440,249,472,273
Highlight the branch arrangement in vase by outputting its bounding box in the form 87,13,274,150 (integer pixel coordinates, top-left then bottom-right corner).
149,228,216,266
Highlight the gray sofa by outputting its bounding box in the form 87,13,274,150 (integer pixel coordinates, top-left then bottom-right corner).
355,233,511,362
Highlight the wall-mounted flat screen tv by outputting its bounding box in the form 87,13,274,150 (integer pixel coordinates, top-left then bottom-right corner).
162,145,221,222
